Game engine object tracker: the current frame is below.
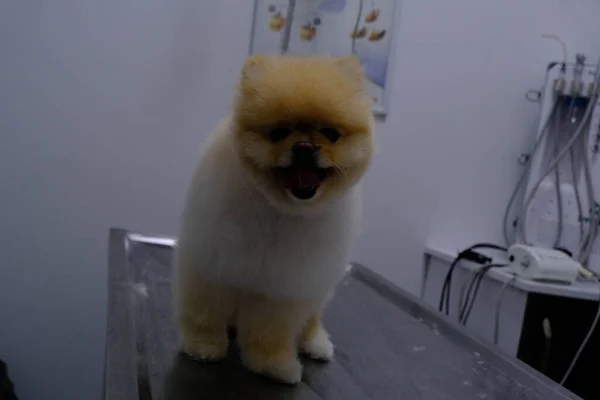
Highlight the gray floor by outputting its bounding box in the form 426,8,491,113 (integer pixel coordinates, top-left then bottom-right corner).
105,229,580,400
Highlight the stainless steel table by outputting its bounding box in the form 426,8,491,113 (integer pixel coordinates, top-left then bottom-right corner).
104,228,580,400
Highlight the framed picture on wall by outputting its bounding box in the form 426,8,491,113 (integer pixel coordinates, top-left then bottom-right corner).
249,0,397,116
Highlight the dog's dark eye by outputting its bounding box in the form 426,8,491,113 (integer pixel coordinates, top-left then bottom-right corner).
268,127,292,142
319,127,341,143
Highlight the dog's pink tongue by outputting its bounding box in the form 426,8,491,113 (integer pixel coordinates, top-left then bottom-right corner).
283,167,320,190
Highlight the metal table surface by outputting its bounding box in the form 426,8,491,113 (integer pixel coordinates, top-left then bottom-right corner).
104,229,580,400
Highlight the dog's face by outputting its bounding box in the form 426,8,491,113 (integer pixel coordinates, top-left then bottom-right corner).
233,55,374,214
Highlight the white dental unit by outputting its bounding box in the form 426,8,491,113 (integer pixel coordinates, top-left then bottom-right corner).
420,39,600,400
514,52,600,275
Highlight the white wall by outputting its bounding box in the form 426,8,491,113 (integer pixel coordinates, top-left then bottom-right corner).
354,0,600,291
0,1,253,399
1,1,600,399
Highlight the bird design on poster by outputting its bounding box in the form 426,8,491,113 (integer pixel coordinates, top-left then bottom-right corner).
365,8,380,23
300,24,316,41
267,4,287,32
351,26,367,39
368,29,386,41
269,13,286,31
351,0,385,41
300,16,321,42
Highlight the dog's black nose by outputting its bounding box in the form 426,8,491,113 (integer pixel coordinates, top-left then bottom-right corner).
292,142,317,167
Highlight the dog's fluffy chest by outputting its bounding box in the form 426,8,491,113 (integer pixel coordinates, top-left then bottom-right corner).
218,198,356,300
178,172,360,302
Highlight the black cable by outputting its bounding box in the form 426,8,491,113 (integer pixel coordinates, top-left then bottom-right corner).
439,257,463,314
441,245,499,314
462,266,498,324
458,274,478,323
438,243,507,315
459,264,507,325
458,270,482,322
459,267,492,323
445,245,507,315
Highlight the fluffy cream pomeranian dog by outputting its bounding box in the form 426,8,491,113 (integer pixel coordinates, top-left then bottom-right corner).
174,54,374,384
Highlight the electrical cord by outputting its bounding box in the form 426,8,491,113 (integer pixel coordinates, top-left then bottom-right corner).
541,34,567,66
463,267,500,325
493,275,517,345
560,277,600,386
568,115,597,265
439,251,474,315
502,100,560,246
439,244,500,314
438,244,507,316
459,264,508,325
578,115,598,265
458,267,481,319
519,91,598,247
459,264,507,325
552,103,564,248
567,102,585,241
511,34,568,248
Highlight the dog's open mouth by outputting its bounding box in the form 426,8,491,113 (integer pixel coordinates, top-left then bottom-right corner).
278,166,328,200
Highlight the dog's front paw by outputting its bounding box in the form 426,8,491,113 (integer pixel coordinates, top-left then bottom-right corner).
182,335,228,362
301,328,334,361
242,351,303,384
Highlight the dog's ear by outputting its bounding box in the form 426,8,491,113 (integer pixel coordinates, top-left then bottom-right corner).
333,55,365,84
241,56,268,84
239,55,271,97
